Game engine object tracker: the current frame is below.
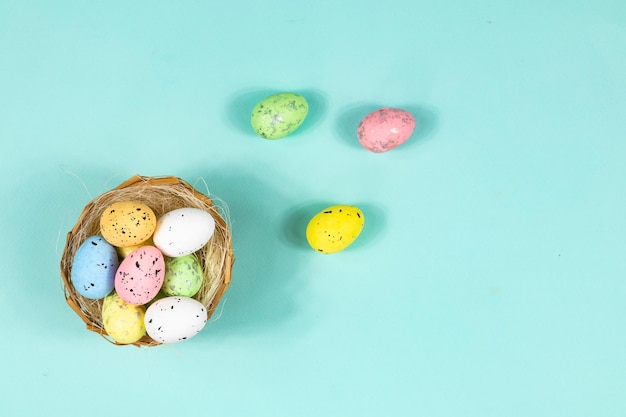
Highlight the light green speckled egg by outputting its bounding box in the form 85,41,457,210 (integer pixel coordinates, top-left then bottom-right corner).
162,254,204,297
251,92,309,139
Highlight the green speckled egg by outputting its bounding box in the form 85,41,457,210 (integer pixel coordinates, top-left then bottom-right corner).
251,92,309,139
162,254,203,297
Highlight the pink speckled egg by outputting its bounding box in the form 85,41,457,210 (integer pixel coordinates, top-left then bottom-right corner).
114,246,165,305
357,108,415,153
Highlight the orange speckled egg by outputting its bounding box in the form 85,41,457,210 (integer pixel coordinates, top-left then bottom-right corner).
100,201,156,247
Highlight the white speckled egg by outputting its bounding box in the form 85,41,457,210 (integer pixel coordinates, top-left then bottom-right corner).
144,296,208,344
153,207,215,257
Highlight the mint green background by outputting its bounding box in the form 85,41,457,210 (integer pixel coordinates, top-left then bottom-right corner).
1,1,626,415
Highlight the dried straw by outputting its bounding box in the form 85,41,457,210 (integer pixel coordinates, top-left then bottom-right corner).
60,175,234,347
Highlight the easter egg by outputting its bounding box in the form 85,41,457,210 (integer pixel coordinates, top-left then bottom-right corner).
71,235,118,299
102,292,146,344
100,201,156,247
153,207,215,257
115,246,165,305
251,92,309,139
306,205,365,254
116,236,154,259
162,254,204,297
357,107,415,153
144,296,208,344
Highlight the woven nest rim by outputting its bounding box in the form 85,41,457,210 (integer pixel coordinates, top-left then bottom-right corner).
59,174,234,347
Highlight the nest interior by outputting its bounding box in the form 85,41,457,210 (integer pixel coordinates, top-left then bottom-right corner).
60,175,234,347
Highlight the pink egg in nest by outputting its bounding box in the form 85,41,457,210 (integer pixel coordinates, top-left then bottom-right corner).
115,245,165,305
357,107,415,153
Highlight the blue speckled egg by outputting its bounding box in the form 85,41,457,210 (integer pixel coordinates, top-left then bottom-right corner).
71,235,119,299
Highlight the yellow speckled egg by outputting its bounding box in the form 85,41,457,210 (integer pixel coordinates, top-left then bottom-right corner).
100,201,156,247
102,292,146,344
116,236,154,259
306,205,364,254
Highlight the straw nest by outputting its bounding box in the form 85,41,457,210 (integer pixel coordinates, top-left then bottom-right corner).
60,175,234,347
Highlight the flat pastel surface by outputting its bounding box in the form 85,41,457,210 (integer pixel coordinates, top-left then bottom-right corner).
1,1,626,416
